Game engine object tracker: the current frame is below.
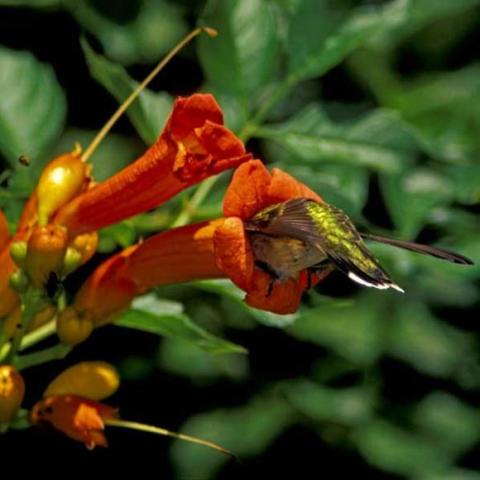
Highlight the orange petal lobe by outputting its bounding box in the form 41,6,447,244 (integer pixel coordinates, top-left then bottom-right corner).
223,160,272,219
213,217,254,291
246,271,304,314
167,93,223,140
268,168,322,204
31,395,118,449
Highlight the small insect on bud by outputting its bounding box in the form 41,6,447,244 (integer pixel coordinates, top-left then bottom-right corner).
18,154,30,167
44,362,120,401
9,241,27,268
0,365,25,423
9,269,29,293
37,149,90,227
56,307,94,346
25,225,68,289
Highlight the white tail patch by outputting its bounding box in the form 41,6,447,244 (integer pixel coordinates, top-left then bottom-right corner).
347,272,404,293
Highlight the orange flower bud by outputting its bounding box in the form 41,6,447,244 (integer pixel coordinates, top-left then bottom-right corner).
37,150,90,227
69,231,98,265
56,307,94,346
25,225,68,288
0,365,25,423
44,362,119,401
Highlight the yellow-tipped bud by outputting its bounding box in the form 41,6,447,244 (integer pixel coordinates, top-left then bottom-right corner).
70,232,98,265
56,307,94,346
9,241,27,268
9,269,29,293
25,225,68,288
0,365,25,423
44,361,120,401
62,247,83,277
37,151,90,226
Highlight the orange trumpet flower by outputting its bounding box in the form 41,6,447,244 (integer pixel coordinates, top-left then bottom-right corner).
213,159,332,314
54,94,251,238
60,160,332,335
31,395,118,449
58,221,226,343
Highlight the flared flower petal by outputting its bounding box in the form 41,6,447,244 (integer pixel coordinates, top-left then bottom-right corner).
54,94,251,238
31,395,118,449
215,159,329,314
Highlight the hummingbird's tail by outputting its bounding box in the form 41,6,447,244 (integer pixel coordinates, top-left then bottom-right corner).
361,234,474,265
323,250,405,293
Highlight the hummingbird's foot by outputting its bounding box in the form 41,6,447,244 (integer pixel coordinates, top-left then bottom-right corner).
254,261,279,298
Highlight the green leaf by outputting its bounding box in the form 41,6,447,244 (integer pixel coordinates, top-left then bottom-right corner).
287,292,386,365
441,164,480,205
367,0,480,51
198,0,278,100
259,105,419,172
353,420,448,477
81,38,173,145
387,301,475,379
194,280,299,328
0,0,59,5
393,66,480,164
67,0,188,65
0,46,66,163
171,393,293,479
281,379,374,426
159,337,248,383
115,294,246,355
287,0,407,82
413,392,480,458
381,168,454,238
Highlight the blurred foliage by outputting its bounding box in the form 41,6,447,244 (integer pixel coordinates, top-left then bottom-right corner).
0,0,479,478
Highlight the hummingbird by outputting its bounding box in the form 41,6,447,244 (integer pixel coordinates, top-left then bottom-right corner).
244,198,473,295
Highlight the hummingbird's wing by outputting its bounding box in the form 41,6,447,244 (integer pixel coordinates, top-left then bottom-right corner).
361,233,473,265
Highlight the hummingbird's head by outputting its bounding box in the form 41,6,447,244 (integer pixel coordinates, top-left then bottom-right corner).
243,202,285,232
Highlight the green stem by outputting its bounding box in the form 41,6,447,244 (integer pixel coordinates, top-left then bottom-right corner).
19,319,56,351
170,176,219,228
15,343,71,371
6,288,46,364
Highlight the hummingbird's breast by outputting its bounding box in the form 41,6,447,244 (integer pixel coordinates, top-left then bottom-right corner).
248,233,325,281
